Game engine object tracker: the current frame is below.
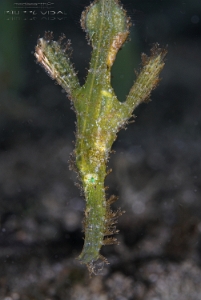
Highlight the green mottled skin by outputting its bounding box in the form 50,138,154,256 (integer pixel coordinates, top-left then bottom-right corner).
74,0,129,265
35,0,166,273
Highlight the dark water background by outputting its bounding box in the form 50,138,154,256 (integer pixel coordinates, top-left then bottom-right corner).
0,0,201,299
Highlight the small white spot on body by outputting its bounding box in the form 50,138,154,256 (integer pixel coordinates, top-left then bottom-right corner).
84,173,98,184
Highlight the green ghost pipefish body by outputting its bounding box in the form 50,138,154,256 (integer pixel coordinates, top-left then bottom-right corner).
35,0,167,274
